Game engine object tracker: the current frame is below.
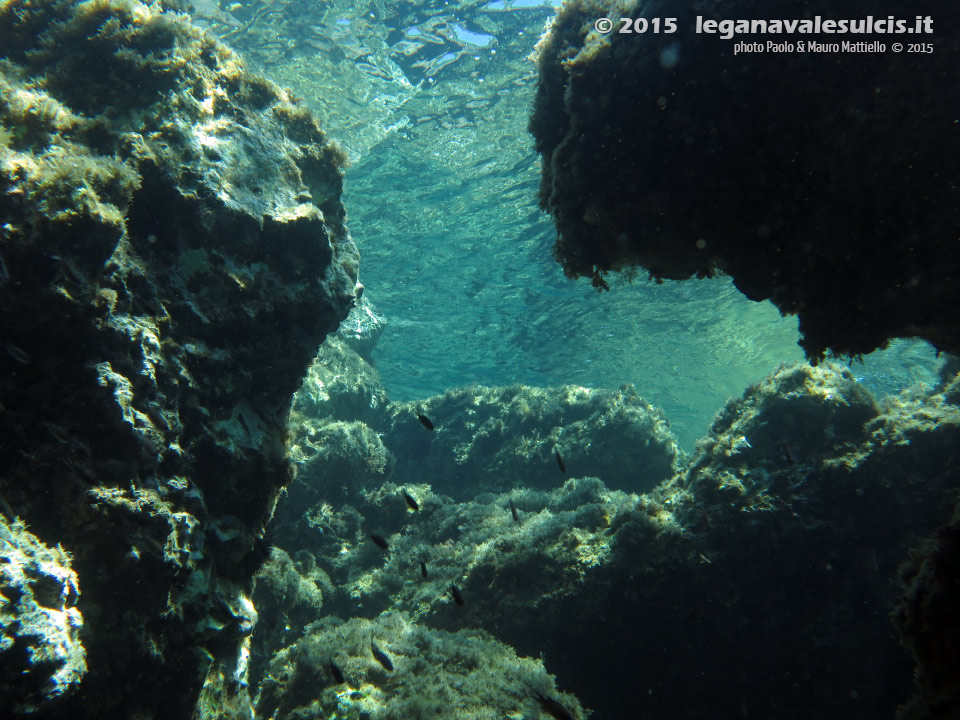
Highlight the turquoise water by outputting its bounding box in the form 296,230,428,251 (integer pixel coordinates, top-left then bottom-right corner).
2,3,953,719
199,0,943,449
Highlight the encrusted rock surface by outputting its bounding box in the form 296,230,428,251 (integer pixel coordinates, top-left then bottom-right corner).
385,383,679,498
0,1,357,717
530,0,960,360
255,611,584,720
292,336,390,429
274,360,959,719
0,518,86,716
894,500,960,720
495,363,960,719
336,294,386,362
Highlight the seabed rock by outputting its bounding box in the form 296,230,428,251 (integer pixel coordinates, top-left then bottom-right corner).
385,383,679,498
293,337,390,428
255,611,586,720
0,517,86,716
0,0,357,717
337,295,386,362
495,363,960,719
274,361,959,719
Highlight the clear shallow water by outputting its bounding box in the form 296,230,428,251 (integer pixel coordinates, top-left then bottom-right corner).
183,3,953,719
201,0,945,449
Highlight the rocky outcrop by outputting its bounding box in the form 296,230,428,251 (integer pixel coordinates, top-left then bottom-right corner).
0,1,358,717
255,611,584,720
501,363,960,719
336,295,385,362
385,383,679,498
895,500,960,720
0,518,85,716
272,358,959,718
530,0,960,360
291,336,390,429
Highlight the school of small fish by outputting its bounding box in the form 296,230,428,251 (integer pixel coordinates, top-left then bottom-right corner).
351,409,577,718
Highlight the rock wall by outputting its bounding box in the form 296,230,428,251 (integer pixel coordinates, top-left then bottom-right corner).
385,384,679,498
486,364,960,719
271,350,960,718
530,0,960,360
0,1,358,717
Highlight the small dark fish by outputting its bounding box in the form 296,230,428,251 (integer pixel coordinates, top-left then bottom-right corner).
780,441,795,466
369,533,389,550
555,449,567,473
4,344,30,364
450,584,465,606
329,659,345,684
420,560,428,578
416,413,435,431
371,640,394,671
509,499,520,523
402,490,419,512
533,691,575,720
44,422,71,444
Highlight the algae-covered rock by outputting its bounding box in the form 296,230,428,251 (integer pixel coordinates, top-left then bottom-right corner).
385,384,678,498
687,361,880,498
337,363,951,719
0,517,86,716
894,501,960,720
274,417,395,566
0,1,357,717
337,477,643,626
255,612,585,720
530,0,960,360
262,360,959,719
481,363,960,720
249,547,335,685
293,336,390,428
267,438,643,627
289,420,395,502
337,294,386,362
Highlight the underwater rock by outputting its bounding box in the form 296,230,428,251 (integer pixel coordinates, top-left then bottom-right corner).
452,363,959,719
384,384,678,498
339,477,643,626
293,336,390,427
254,611,585,720
274,418,395,555
261,445,641,625
894,501,960,720
249,547,335,685
689,361,880,475
337,294,386,361
0,517,86,716
530,0,960,360
0,1,357,717
287,419,395,505
258,362,959,718
938,357,960,405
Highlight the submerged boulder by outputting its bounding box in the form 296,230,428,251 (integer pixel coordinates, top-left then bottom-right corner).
384,384,679,498
255,611,585,720
531,0,960,360
293,337,390,428
0,1,358,717
485,363,960,719
0,518,86,716
261,358,959,719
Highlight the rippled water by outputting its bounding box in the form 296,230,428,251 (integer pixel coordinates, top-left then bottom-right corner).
197,0,943,448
